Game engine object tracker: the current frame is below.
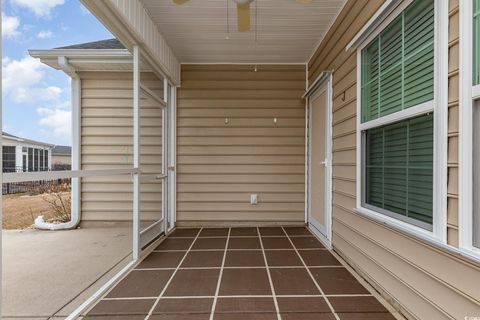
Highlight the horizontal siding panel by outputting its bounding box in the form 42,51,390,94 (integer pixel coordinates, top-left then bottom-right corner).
178,183,305,193
181,80,305,90
181,71,305,81
178,118,305,128
178,202,303,212
333,134,356,150
177,211,303,222
178,128,304,137
178,99,304,109
82,146,161,155
82,136,160,146
177,155,304,165
178,89,304,100
83,190,161,201
178,136,305,146
83,127,161,136
332,165,356,180
178,164,304,174
82,108,161,118
177,193,304,203
178,146,304,155
177,174,304,184
82,99,161,108
178,108,304,118
83,117,161,127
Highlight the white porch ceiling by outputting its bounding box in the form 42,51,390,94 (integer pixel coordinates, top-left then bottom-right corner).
140,0,347,63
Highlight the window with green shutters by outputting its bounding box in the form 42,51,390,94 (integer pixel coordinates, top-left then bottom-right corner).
360,0,435,229
361,0,435,123
474,0,480,85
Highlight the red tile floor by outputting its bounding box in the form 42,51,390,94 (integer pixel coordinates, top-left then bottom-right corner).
84,226,396,320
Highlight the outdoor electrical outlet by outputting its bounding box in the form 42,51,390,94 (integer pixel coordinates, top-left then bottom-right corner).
250,194,258,205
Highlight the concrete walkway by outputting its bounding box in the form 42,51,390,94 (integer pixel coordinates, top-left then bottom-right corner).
2,227,132,319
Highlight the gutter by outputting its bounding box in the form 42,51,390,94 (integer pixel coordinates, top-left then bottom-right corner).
35,56,82,230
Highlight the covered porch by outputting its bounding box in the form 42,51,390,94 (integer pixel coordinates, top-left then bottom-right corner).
3,0,479,319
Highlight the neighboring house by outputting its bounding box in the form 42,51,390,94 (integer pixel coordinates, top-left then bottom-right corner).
2,132,53,173
22,0,480,319
51,145,72,170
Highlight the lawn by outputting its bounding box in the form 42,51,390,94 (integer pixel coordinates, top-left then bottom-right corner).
2,192,71,229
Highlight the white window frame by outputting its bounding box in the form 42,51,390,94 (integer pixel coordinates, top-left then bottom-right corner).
354,0,448,242
459,0,480,258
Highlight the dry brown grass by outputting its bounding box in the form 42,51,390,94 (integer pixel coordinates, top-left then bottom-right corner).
2,192,71,229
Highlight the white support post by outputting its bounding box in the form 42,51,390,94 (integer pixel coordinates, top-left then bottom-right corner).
168,85,177,229
162,78,168,232
71,76,82,226
133,45,141,260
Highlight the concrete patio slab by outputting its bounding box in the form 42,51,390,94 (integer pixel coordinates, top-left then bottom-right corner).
2,227,132,319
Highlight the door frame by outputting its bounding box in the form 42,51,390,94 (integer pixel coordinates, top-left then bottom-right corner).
306,73,333,249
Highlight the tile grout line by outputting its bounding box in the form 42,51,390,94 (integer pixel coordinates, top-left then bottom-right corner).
135,265,345,271
102,293,373,301
144,227,204,320
281,226,340,320
208,227,231,320
169,235,316,239
153,248,328,252
257,227,282,320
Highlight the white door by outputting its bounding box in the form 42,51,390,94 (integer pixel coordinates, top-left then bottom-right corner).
308,78,332,247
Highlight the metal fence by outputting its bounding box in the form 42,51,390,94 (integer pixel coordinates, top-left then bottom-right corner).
3,179,71,195
2,166,72,195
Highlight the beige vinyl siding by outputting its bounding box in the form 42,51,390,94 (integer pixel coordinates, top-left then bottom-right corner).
447,0,460,246
177,64,305,223
308,0,480,319
80,71,163,224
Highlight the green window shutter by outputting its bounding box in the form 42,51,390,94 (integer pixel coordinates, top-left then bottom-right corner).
365,113,434,226
361,0,434,122
474,0,480,85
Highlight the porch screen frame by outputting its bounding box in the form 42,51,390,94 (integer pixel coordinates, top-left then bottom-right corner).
354,0,448,243
459,0,480,258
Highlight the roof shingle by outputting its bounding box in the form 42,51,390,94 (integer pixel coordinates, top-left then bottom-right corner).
55,38,125,50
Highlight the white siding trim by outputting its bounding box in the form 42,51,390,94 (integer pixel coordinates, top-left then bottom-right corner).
132,45,141,260
459,0,480,258
167,85,177,231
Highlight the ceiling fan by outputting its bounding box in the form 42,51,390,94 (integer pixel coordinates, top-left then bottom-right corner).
173,0,313,32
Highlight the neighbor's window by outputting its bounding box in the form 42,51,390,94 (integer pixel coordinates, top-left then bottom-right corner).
40,149,45,171
44,150,49,170
28,148,33,172
360,0,435,229
474,0,480,85
3,146,16,173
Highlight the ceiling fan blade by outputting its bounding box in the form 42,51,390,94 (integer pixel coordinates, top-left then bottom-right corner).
237,3,251,32
296,0,312,4
173,0,190,4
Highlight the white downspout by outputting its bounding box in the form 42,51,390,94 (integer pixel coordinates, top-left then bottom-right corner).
35,56,82,230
